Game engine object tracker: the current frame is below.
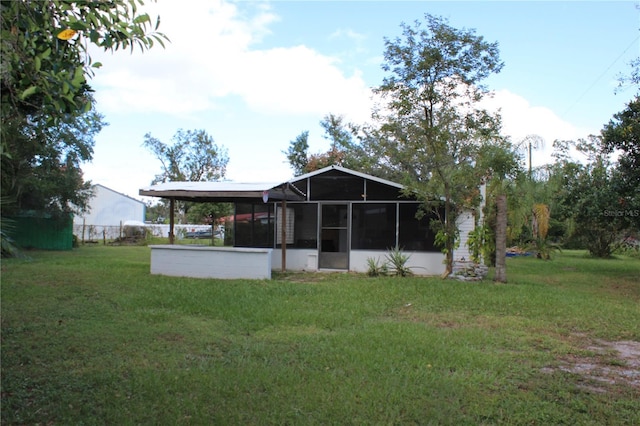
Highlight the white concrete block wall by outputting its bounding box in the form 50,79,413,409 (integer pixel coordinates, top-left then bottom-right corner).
350,250,446,276
272,249,446,276
271,249,318,271
150,245,272,279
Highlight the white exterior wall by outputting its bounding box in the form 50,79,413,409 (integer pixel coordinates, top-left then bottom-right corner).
271,249,445,276
271,249,318,271
74,185,145,239
150,245,272,279
350,250,445,276
455,210,475,262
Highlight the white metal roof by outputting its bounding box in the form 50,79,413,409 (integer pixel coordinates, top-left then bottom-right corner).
139,181,305,201
138,166,406,201
140,181,281,192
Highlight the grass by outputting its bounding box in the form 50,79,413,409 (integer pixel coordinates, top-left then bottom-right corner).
1,247,639,425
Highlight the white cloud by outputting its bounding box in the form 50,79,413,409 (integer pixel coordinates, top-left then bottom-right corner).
330,28,364,41
88,0,374,122
482,89,596,166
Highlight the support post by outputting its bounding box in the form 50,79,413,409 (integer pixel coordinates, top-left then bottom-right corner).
281,197,287,272
169,197,175,244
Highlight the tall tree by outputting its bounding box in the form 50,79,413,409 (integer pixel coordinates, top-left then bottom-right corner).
477,141,522,282
1,0,167,144
307,114,357,171
516,134,545,178
494,193,507,281
143,129,229,184
0,0,168,238
284,114,373,175
375,14,503,276
284,131,310,176
143,129,229,223
1,102,105,217
601,96,640,229
554,136,632,258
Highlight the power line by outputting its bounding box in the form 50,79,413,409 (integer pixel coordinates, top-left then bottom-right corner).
561,33,640,118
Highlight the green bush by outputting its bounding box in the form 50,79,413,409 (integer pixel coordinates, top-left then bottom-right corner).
385,246,413,277
366,256,388,277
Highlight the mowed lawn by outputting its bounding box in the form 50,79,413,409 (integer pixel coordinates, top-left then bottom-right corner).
1,246,639,425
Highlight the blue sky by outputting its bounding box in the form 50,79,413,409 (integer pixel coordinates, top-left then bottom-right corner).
84,1,639,200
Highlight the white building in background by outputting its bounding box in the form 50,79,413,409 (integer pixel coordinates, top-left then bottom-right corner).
74,184,146,240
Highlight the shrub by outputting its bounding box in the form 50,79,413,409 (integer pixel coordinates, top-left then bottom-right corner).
366,257,388,277
385,246,413,277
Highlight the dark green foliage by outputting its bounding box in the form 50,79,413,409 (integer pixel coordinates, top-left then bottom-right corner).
552,136,636,258
0,214,21,258
374,14,504,274
1,0,168,141
527,237,562,260
1,106,103,217
601,96,640,229
285,114,374,175
284,131,310,176
1,0,168,249
185,202,233,225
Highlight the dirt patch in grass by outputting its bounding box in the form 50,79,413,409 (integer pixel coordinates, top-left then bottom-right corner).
157,332,185,342
542,335,640,392
275,271,351,284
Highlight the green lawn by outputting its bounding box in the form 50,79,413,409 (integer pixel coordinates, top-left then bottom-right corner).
1,246,639,424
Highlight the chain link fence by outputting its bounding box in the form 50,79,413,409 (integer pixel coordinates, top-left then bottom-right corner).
73,223,219,243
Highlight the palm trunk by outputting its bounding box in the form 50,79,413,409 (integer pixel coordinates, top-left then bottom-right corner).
494,193,507,283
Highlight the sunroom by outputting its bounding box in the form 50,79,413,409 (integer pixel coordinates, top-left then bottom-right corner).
140,166,471,278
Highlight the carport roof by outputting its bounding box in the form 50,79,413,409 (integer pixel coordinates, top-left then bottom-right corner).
139,181,305,202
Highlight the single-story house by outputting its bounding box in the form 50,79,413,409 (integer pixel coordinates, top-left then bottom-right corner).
139,165,478,279
74,184,146,240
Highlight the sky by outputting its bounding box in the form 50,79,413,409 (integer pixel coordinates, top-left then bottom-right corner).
82,1,640,202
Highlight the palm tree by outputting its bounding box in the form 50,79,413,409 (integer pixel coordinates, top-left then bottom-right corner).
517,134,545,178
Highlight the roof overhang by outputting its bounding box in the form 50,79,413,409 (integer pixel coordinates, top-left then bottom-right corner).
139,181,305,203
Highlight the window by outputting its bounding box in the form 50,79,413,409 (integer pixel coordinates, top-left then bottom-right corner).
398,203,439,252
275,203,318,248
234,202,273,248
351,203,396,250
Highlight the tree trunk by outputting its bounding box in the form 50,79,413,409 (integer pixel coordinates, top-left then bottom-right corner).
441,197,453,278
494,193,507,283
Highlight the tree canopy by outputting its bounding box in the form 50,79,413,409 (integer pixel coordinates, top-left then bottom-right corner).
1,0,168,219
285,114,371,175
143,129,230,224
374,14,504,274
1,0,167,138
143,129,229,184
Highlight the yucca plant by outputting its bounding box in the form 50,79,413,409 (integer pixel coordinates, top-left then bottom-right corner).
366,257,389,277
385,246,413,277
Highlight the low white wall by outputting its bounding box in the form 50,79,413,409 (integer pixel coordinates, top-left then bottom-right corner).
350,250,445,276
149,245,272,280
271,249,318,271
271,249,445,276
